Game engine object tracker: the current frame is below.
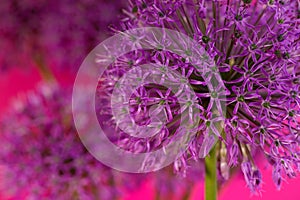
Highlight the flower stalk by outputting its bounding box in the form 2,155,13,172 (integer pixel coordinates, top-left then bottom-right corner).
205,144,218,200
33,52,56,82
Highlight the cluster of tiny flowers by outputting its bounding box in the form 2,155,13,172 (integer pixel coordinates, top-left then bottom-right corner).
0,0,124,71
0,84,142,200
95,0,300,193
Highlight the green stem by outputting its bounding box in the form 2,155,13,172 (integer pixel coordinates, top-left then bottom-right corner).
181,187,192,200
33,53,56,82
205,144,218,200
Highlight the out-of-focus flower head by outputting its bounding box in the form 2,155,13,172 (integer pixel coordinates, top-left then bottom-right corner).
0,0,125,71
0,83,143,200
95,0,300,194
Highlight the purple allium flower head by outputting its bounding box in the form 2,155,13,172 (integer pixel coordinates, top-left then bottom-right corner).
0,84,143,200
0,0,125,71
94,0,300,193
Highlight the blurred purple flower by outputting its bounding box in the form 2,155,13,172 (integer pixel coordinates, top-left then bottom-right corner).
0,83,143,200
0,0,125,71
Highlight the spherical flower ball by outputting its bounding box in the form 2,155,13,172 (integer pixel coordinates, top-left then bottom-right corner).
0,0,126,71
0,83,141,200
98,0,300,193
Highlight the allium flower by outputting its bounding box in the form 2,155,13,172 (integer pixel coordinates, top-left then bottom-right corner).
0,84,142,200
96,0,300,194
0,0,125,71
